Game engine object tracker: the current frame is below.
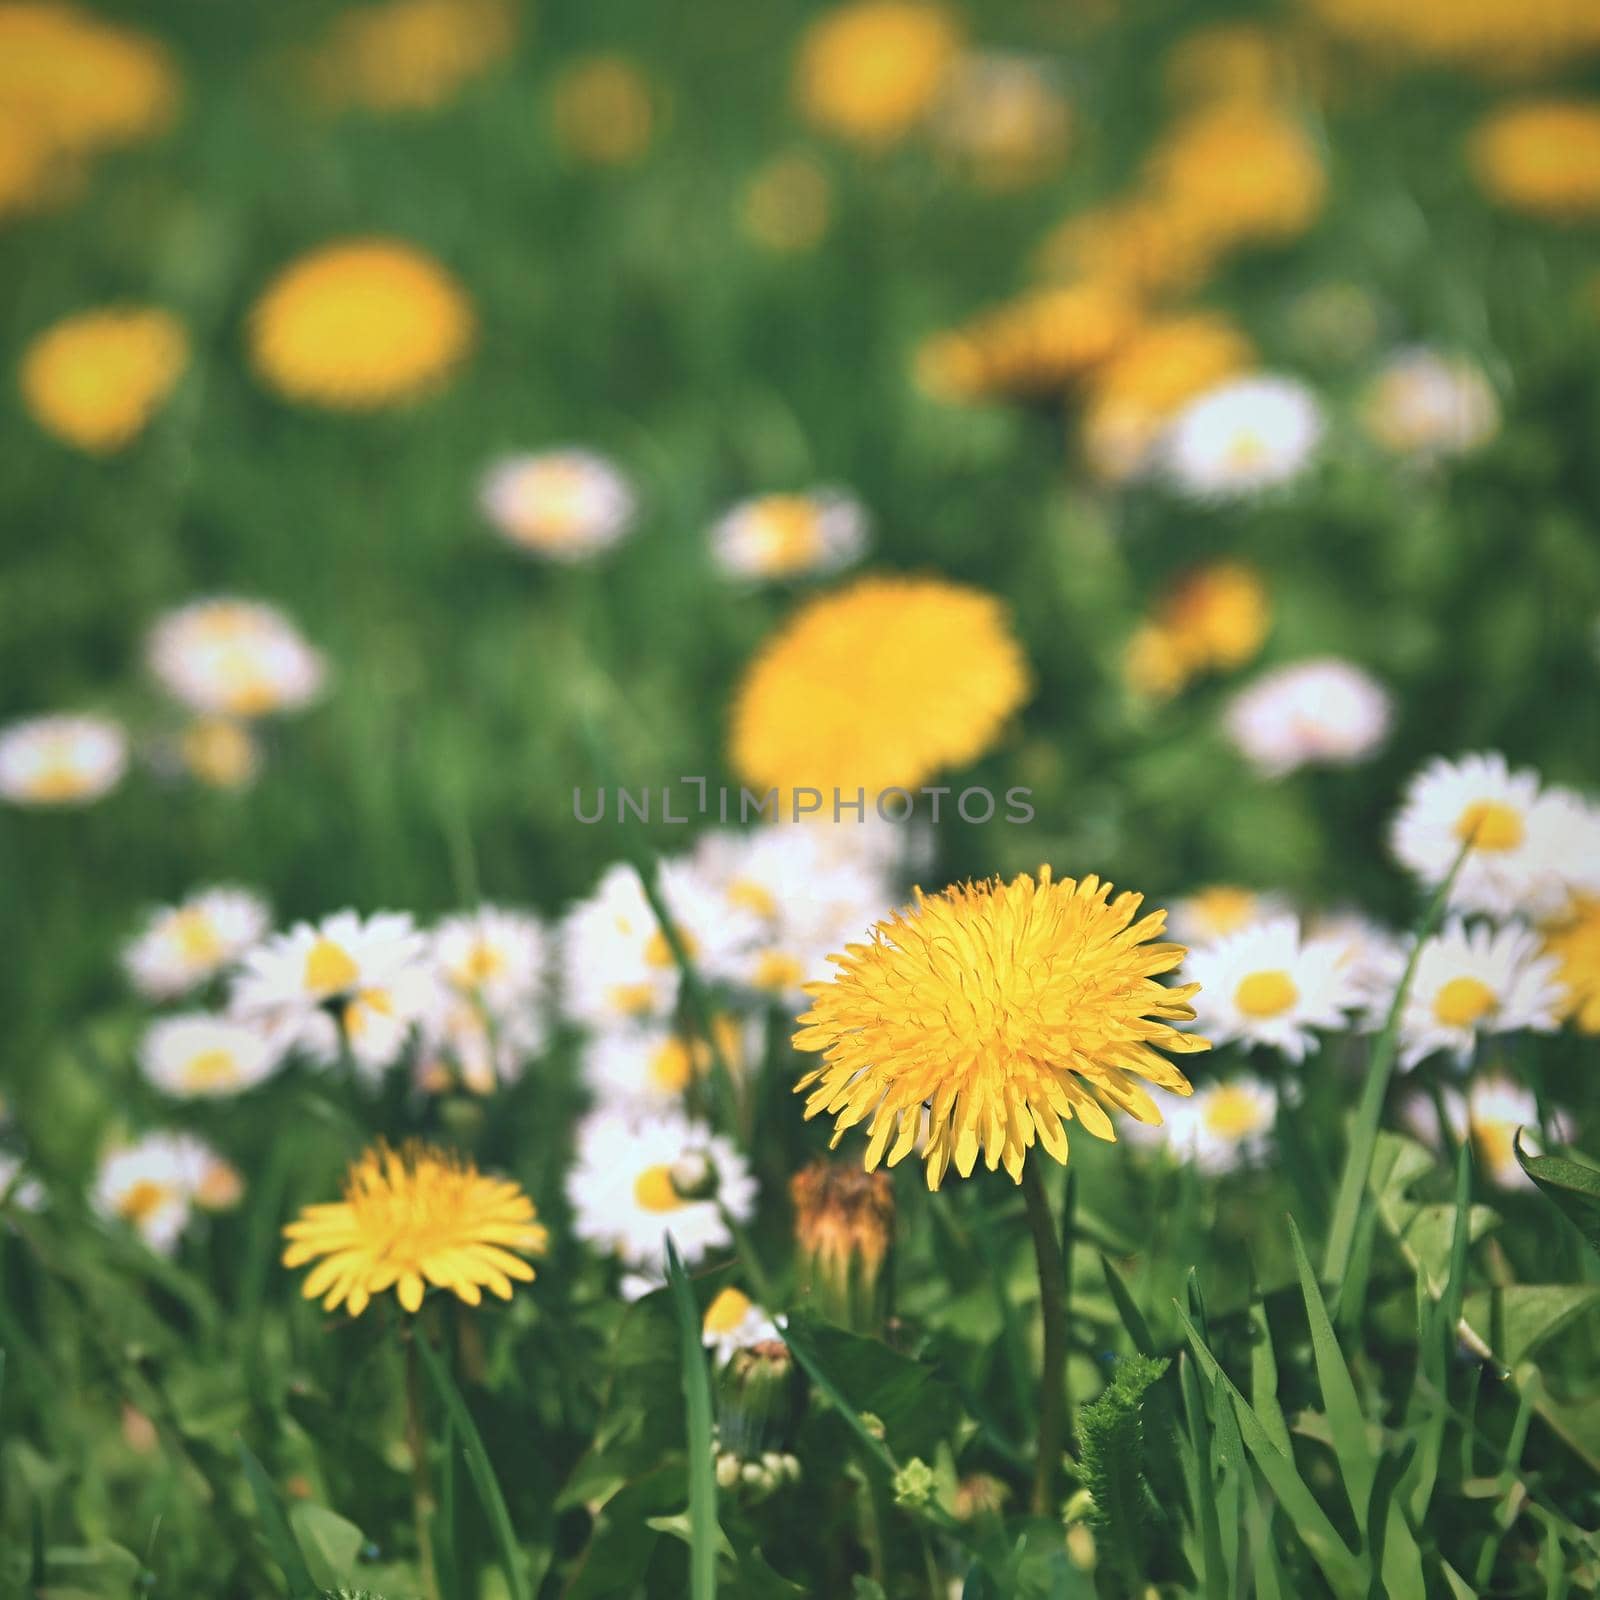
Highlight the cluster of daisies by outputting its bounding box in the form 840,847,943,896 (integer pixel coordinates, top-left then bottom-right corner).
0,596,326,808
1135,752,1599,1184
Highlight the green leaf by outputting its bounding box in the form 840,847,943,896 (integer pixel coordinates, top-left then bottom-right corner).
1513,1133,1600,1259
287,1503,364,1593
666,1237,720,1600
1461,1285,1600,1368
1101,1257,1157,1359
236,1438,320,1600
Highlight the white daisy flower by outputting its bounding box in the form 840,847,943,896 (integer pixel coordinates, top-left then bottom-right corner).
1130,1076,1278,1175
1186,915,1365,1060
0,713,127,807
702,1286,781,1364
231,910,430,1075
582,1016,750,1112
1402,1075,1574,1189
1168,885,1291,948
709,489,870,582
416,988,547,1094
122,885,272,1000
139,1012,286,1098
1360,347,1499,461
1390,752,1595,919
0,1152,45,1212
1303,908,1407,1006
92,1133,240,1254
1224,657,1392,778
432,905,547,1015
566,1106,758,1281
480,449,636,561
1393,919,1565,1070
1160,375,1323,499
146,597,326,718
559,860,761,1028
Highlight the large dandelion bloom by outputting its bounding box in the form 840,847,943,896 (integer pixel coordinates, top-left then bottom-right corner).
794,1,961,146
283,1142,547,1315
730,575,1030,797
1470,101,1600,221
20,307,187,453
248,238,474,410
795,868,1208,1189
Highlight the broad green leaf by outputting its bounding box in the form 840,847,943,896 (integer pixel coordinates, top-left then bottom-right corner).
288,1504,364,1592
1461,1285,1600,1368
1513,1134,1600,1259
236,1438,320,1600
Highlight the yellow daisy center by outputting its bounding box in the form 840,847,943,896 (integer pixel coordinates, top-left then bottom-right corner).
754,949,806,992
609,982,657,1015
1454,800,1524,852
702,1285,753,1336
649,1037,695,1093
728,878,778,919
750,497,825,573
182,1048,240,1090
171,908,223,964
633,1164,687,1212
1224,431,1269,472
1472,1120,1515,1175
1234,969,1297,1019
458,940,505,985
1201,1085,1269,1139
1189,885,1258,939
344,988,395,1038
304,938,359,995
645,927,697,969
117,1179,173,1225
1433,976,1498,1029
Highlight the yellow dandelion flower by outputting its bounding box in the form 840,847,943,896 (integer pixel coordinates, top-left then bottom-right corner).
729,574,1030,797
915,281,1138,402
1146,104,1324,253
1125,561,1271,697
1162,23,1305,108
309,0,515,115
20,306,187,453
742,152,832,254
0,2,178,153
1542,895,1600,1034
0,102,72,221
794,1,962,147
1305,0,1600,78
550,56,656,166
282,1141,547,1316
795,867,1208,1189
248,238,474,410
1470,101,1600,222
1034,197,1222,301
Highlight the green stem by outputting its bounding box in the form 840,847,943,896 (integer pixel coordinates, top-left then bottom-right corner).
1022,1161,1068,1517
405,1333,443,1600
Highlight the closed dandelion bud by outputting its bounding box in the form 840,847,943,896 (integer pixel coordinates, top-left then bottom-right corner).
952,1473,1009,1522
790,1159,894,1331
715,1337,798,1461
893,1457,938,1509
1067,1523,1097,1570
669,1150,718,1202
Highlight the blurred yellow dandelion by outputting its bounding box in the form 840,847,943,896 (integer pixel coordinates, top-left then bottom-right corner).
1124,562,1270,697
310,0,515,114
1034,197,1220,301
249,238,474,410
550,56,656,166
742,152,832,254
1542,895,1600,1034
283,1141,547,1316
730,574,1030,796
795,868,1208,1189
20,306,187,453
794,1,962,146
1470,101,1600,221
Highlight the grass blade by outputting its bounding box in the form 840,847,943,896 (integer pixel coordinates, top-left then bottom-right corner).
1101,1257,1157,1358
413,1331,529,1600
236,1437,320,1600
666,1237,719,1600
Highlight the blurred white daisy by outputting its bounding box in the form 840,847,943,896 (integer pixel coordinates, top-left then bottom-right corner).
433,905,547,1015
0,1152,44,1212
1304,908,1406,1006
582,1016,749,1112
122,885,272,1000
566,1106,757,1283
1133,1076,1278,1174
1161,375,1323,499
559,860,760,1028
92,1134,240,1254
139,1013,286,1098
480,449,636,561
1360,348,1499,461
0,713,127,807
1403,1074,1574,1189
146,598,326,718
1390,752,1594,919
1394,919,1565,1070
1187,915,1365,1060
709,489,870,582
416,986,547,1094
702,1285,781,1364
1224,657,1392,778
1168,885,1291,948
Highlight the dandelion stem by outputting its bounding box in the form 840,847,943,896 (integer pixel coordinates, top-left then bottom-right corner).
404,1330,443,1600
1021,1161,1068,1517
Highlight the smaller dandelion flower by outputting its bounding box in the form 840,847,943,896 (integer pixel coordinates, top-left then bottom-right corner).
123,884,271,1000
1162,21,1300,107
932,51,1070,191
1470,101,1600,222
1168,885,1291,948
567,1107,757,1282
1393,919,1565,1070
1034,196,1219,302
790,1159,893,1327
92,1133,236,1254
479,449,636,561
20,306,187,453
1390,753,1590,919
1360,347,1499,461
794,1,962,147
797,868,1209,1188
1133,1076,1278,1175
582,1017,747,1113
0,713,127,807
146,596,326,718
559,860,760,1028
139,1012,285,1098
1124,561,1271,698
1186,916,1364,1062
702,1286,780,1364
549,55,655,166
1542,893,1600,1034
249,238,474,410
283,1141,546,1316
741,152,832,254
178,716,261,790
710,489,869,583
1224,657,1392,778
1161,375,1323,500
